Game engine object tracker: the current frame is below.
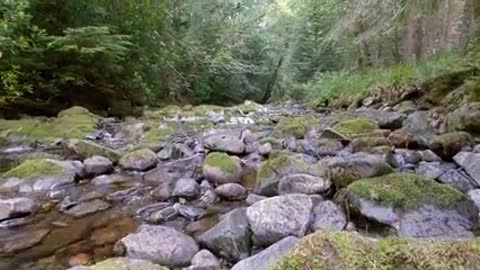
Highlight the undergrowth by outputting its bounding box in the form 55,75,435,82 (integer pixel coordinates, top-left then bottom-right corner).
305,53,463,107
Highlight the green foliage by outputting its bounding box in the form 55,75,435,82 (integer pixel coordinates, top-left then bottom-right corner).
306,54,461,107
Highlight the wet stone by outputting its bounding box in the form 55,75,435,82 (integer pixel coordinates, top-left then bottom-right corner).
0,228,50,253
63,199,111,218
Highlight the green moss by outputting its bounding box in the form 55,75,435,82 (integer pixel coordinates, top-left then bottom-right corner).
333,117,378,136
144,126,176,143
276,232,480,270
190,104,224,115
0,106,97,142
274,115,320,139
2,159,64,180
204,152,238,173
429,132,473,159
351,136,389,152
257,153,308,180
258,137,282,150
144,105,182,119
348,173,465,209
76,258,168,270
66,139,122,161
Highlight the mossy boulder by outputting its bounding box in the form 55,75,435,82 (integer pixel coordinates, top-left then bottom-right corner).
65,139,122,162
274,115,320,139
119,148,158,171
348,173,464,209
332,117,378,138
318,153,394,188
0,106,98,143
255,154,309,196
447,103,480,134
1,159,78,192
350,136,390,153
429,132,473,160
203,152,243,184
68,258,168,270
143,125,176,143
276,232,480,270
144,105,183,119
346,173,478,238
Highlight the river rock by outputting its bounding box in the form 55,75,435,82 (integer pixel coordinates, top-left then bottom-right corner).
310,201,347,232
83,155,113,175
1,159,78,192
0,198,35,221
346,173,479,238
63,199,111,218
184,249,221,270
278,173,331,195
231,236,298,270
402,111,435,146
429,132,473,160
65,139,121,162
215,183,247,201
438,169,477,193
246,194,312,246
198,208,250,262
0,228,50,253
116,225,199,268
355,109,406,129
68,258,168,270
204,133,245,154
447,102,480,134
415,161,456,180
172,178,200,199
202,153,243,184
454,152,480,186
119,148,158,171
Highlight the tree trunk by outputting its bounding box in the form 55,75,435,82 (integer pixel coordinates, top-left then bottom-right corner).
261,56,284,104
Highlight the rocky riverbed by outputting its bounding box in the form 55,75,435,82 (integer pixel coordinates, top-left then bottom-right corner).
2,101,480,269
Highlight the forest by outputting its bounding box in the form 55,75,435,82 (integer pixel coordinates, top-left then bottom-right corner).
4,1,480,270
1,0,478,117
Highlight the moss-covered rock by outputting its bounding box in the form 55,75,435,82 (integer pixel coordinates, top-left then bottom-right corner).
144,105,183,119
348,173,464,209
350,136,390,153
65,139,122,162
255,153,310,196
447,103,480,134
429,132,473,160
332,117,378,137
274,115,320,139
276,232,480,270
203,152,243,184
143,124,176,143
69,257,168,270
0,106,98,143
119,148,158,171
2,159,64,180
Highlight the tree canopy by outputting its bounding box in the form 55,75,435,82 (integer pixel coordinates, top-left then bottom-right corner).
0,0,478,116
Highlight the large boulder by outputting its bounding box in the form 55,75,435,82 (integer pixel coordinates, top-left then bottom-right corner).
274,116,319,139
276,232,480,270
319,153,394,188
278,173,331,195
83,155,113,175
354,109,406,129
67,258,168,270
246,194,312,246
65,139,121,162
454,152,480,186
402,111,435,146
204,133,245,154
215,183,247,201
172,178,200,199
202,153,243,184
119,148,158,171
346,173,478,238
447,103,480,134
116,225,199,268
310,201,347,232
1,159,78,192
231,236,298,270
184,250,221,270
198,208,251,262
429,132,473,160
